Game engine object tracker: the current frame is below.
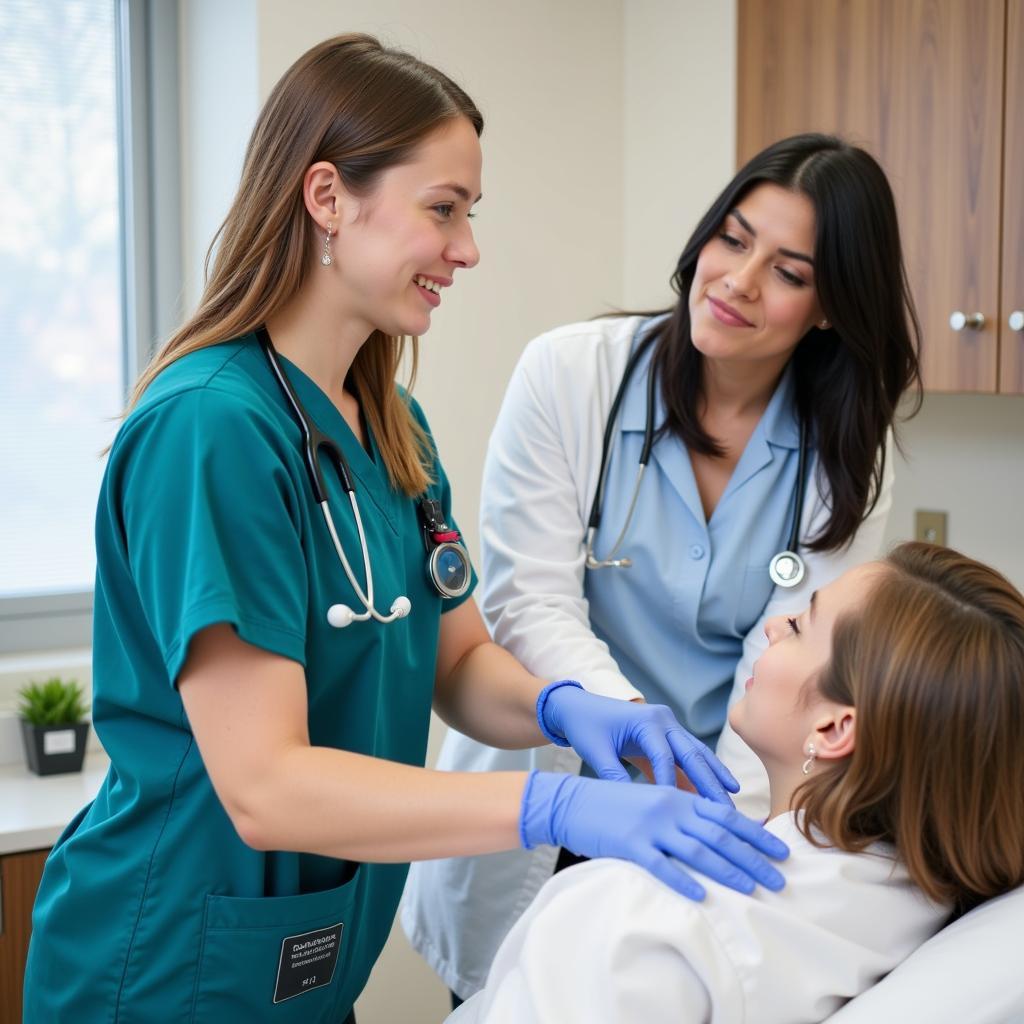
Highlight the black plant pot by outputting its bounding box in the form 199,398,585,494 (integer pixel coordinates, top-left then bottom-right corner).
19,720,90,776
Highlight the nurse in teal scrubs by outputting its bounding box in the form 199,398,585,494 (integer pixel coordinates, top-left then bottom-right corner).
23,34,789,1023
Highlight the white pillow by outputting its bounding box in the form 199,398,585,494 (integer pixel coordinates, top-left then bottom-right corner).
827,884,1024,1023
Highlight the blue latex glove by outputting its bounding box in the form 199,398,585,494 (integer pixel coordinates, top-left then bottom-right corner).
538,680,739,804
520,770,788,901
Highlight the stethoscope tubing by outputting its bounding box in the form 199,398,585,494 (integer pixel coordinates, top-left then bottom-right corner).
785,418,808,555
258,326,412,626
587,327,659,536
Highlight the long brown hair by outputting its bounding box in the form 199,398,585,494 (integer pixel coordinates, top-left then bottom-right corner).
126,34,483,495
633,134,921,552
795,542,1024,914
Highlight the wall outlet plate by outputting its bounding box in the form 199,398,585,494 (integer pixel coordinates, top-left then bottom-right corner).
914,510,948,546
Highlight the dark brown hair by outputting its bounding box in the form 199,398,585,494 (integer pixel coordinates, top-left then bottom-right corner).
640,134,922,551
795,542,1024,913
126,34,483,495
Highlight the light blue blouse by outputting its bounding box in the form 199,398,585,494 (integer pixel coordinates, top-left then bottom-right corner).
584,327,803,745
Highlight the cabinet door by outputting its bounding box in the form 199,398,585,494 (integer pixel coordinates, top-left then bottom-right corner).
0,848,48,1024
1002,0,1024,393
738,0,1006,392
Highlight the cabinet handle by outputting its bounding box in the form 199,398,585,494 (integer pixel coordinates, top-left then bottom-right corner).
949,311,986,331
1009,311,1024,333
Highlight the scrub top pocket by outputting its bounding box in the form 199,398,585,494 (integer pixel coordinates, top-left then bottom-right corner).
189,870,361,1024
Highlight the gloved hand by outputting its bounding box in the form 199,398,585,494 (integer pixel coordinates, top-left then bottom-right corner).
538,680,738,804
519,770,788,901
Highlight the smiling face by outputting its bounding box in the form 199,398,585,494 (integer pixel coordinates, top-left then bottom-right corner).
729,563,884,776
328,115,482,339
688,183,826,370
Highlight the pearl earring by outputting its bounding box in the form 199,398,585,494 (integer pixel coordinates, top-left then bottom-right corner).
818,319,830,330
801,743,817,775
321,224,333,267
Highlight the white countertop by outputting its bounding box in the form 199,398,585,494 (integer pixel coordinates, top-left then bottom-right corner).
0,751,109,855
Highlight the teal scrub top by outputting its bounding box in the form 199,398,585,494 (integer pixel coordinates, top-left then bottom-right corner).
23,336,476,1023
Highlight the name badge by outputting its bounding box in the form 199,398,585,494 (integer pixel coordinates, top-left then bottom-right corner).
272,921,343,1004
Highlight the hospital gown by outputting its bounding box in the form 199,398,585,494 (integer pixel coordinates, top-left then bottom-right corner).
448,812,948,1024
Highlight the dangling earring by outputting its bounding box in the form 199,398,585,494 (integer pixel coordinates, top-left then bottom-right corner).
321,223,333,267
818,319,830,330
801,743,817,775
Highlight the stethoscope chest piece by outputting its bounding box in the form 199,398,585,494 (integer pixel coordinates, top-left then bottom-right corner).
768,550,806,589
427,542,471,598
420,499,471,599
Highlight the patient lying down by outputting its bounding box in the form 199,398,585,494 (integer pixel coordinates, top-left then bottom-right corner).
448,543,1024,1024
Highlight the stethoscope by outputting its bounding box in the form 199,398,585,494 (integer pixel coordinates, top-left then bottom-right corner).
584,320,810,589
257,327,472,628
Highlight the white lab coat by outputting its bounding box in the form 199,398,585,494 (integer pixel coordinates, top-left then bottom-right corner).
402,317,895,998
447,813,948,1024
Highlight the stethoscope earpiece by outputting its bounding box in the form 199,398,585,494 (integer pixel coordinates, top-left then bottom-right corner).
327,596,410,628
327,604,356,629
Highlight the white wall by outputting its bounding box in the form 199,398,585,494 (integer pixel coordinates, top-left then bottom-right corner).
178,0,259,311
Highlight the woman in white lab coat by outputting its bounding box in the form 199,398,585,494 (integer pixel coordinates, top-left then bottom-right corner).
448,542,1024,1023
403,134,923,1002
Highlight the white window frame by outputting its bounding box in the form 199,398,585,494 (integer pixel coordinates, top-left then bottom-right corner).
0,0,182,656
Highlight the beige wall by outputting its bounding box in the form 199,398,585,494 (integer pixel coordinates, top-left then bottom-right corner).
623,0,737,309
885,395,1024,589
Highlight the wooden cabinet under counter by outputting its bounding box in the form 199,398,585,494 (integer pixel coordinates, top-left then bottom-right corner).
0,848,47,1024
0,752,108,1021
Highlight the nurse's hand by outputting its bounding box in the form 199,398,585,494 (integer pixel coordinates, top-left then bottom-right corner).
537,680,738,804
519,770,789,901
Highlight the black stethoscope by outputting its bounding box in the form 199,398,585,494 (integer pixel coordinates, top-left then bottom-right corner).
257,326,472,628
584,320,810,589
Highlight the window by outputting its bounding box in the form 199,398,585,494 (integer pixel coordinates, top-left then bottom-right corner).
0,0,179,653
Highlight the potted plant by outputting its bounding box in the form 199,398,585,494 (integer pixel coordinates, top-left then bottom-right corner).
17,677,91,776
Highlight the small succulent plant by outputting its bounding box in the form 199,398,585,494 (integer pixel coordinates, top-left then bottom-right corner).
17,677,88,727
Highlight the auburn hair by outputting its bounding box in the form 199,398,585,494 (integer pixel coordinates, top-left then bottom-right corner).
795,542,1024,914
124,33,483,495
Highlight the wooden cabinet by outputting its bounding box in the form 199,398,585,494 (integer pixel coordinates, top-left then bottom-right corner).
1002,0,1024,392
0,848,47,1024
738,0,1024,394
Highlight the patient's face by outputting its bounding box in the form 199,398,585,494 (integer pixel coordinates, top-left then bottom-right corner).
728,563,883,771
